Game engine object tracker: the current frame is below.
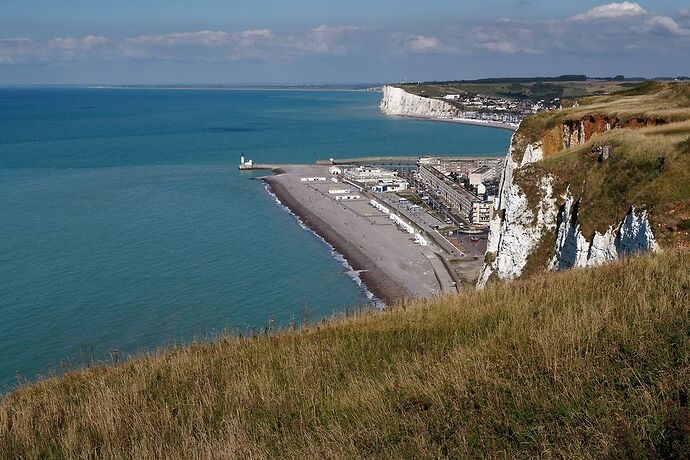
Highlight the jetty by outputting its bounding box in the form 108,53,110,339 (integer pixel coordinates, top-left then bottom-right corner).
316,156,419,170
240,155,503,171
238,155,279,170
238,163,279,171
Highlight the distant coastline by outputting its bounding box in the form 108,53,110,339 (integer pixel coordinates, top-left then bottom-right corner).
89,84,383,92
392,113,519,132
379,85,519,132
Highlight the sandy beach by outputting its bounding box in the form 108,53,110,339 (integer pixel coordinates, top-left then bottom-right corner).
262,165,457,304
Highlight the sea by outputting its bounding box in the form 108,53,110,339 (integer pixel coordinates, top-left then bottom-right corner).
0,87,512,390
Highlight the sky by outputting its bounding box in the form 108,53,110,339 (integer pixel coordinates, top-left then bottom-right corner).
1,0,689,84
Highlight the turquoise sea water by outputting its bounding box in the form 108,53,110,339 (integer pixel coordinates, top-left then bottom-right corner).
0,87,511,389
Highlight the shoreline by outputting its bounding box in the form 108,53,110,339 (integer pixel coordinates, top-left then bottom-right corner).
260,180,383,308
384,113,518,132
261,173,412,305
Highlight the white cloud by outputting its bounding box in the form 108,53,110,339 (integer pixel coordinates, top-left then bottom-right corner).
227,25,363,60
0,35,108,63
480,41,543,54
0,39,31,63
296,25,362,54
645,16,690,36
234,29,274,55
125,31,230,47
572,2,647,21
119,30,236,59
241,29,273,41
1,11,688,68
48,35,108,52
406,35,443,52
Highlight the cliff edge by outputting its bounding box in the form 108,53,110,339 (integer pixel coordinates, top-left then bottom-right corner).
479,81,690,287
380,85,460,118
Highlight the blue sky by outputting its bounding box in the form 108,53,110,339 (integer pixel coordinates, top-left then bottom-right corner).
1,1,689,84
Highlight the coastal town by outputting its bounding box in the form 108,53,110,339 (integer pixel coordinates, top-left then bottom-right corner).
441,93,559,126
7,0,690,451
242,152,504,302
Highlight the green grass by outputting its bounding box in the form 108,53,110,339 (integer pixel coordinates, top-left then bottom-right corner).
395,191,423,205
1,251,689,458
398,80,638,102
533,128,690,236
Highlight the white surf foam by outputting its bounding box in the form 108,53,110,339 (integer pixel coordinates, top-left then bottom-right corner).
262,182,385,309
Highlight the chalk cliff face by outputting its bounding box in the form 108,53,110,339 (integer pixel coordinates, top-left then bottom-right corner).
478,113,661,288
548,192,659,271
478,173,558,285
380,85,460,118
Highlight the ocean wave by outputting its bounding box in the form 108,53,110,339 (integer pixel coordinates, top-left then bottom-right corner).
262,182,384,309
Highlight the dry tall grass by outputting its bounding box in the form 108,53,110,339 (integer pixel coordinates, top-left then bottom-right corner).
1,250,689,458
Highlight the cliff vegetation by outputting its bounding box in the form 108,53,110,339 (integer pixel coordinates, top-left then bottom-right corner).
527,84,690,238
1,250,689,458
482,82,690,284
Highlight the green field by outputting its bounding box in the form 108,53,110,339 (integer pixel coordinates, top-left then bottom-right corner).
399,78,642,101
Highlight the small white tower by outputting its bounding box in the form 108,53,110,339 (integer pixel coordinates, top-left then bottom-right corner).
240,155,245,165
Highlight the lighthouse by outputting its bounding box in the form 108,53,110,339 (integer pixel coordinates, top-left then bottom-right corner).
240,155,245,165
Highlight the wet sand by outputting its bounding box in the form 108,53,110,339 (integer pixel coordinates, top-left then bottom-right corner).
261,165,456,304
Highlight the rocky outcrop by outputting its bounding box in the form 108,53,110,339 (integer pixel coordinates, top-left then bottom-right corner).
548,191,658,270
379,86,460,119
478,114,661,288
561,114,665,150
520,142,544,167
477,174,558,286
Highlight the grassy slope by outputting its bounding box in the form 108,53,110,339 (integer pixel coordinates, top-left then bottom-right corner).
517,81,690,145
2,251,689,458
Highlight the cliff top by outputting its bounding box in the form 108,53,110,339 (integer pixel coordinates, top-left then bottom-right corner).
2,250,690,457
519,81,690,143
396,78,641,101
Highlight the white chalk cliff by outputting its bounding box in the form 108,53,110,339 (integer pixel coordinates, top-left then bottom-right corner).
548,191,659,271
478,130,659,288
380,85,460,118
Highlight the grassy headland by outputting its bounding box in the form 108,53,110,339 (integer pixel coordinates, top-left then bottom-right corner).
1,250,689,458
398,76,641,101
515,82,690,250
